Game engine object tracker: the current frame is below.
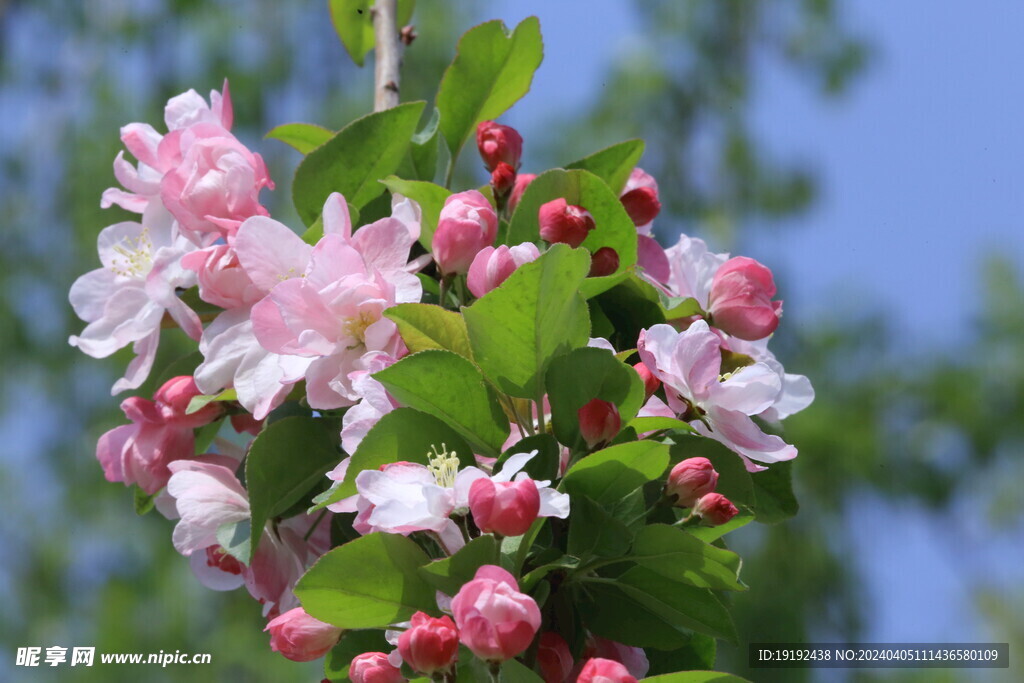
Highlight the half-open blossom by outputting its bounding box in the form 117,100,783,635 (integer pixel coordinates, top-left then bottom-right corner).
397,612,459,675
476,120,523,171
693,492,739,526
637,320,796,471
577,658,637,683
265,607,342,662
708,256,783,341
469,476,541,537
467,243,541,298
69,217,201,394
537,632,574,683
95,376,222,494
658,233,728,309
539,198,595,248
620,167,660,236
433,190,498,274
666,457,719,507
452,565,541,661
349,652,405,683
577,399,621,449
181,243,262,310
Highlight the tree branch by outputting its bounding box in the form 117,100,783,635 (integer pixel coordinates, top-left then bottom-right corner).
372,0,402,111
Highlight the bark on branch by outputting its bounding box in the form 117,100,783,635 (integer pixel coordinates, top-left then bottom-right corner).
372,0,402,111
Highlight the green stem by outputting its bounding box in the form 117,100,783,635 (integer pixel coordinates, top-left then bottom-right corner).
444,155,457,189
487,660,502,682
534,394,546,434
439,274,454,309
303,508,328,542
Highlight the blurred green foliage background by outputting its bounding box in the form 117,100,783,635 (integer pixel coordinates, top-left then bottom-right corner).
1,1,1020,681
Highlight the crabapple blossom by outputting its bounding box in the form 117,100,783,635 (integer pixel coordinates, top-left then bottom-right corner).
396,612,459,675
693,492,739,526
637,320,797,471
69,216,201,394
665,457,719,508
180,243,262,309
451,565,541,661
707,256,783,341
349,652,405,683
476,120,523,171
576,658,637,683
265,607,342,662
538,198,595,248
620,167,660,235
468,476,541,537
339,352,400,454
432,190,498,274
577,399,621,448
467,242,541,298
658,233,728,308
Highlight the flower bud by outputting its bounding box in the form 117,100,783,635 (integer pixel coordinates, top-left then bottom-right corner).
467,243,541,298
577,658,638,683
588,247,619,277
693,492,739,526
397,612,459,675
509,173,536,213
433,190,498,274
632,363,660,400
665,457,719,508
349,652,405,683
537,632,574,683
180,244,261,309
469,477,541,537
452,565,541,661
491,162,517,197
476,120,523,172
155,375,221,428
264,607,342,662
538,198,595,248
620,186,661,227
708,256,782,341
577,398,621,449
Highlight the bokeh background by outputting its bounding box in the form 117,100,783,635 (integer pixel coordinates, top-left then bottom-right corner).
2,1,1022,681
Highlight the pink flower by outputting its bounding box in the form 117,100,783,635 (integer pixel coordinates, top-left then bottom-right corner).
576,658,637,683
637,321,796,471
588,247,619,278
340,352,400,454
620,167,660,236
467,243,541,298
537,632,574,683
180,244,262,310
666,457,719,507
509,173,536,213
265,607,342,662
659,234,728,308
538,198,595,248
433,190,498,274
469,477,541,537
397,612,459,675
95,376,221,494
693,492,739,526
69,218,201,394
452,565,541,661
476,120,523,172
577,399,621,449
707,256,782,341
636,235,670,284
349,652,405,683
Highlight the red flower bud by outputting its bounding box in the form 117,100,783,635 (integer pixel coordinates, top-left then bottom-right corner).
537,632,573,683
577,398,621,449
665,457,719,508
264,607,342,662
620,186,661,227
577,658,637,683
491,161,517,196
693,492,739,526
632,362,660,399
469,477,541,537
398,612,459,675
708,256,783,341
588,247,619,277
538,198,595,248
476,120,523,172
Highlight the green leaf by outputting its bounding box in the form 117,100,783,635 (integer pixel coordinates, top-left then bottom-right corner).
437,17,543,161
397,107,441,182
384,303,471,357
687,509,754,543
373,350,509,457
185,387,237,415
628,524,745,591
329,0,416,67
216,519,251,565
315,408,474,507
752,460,799,523
418,535,499,596
628,416,695,434
563,441,670,505
505,169,638,296
296,533,437,628
193,418,222,455
293,101,425,225
246,417,340,557
495,434,560,482
463,244,591,399
568,495,633,561
133,486,157,516
546,346,645,450
265,122,333,154
642,673,751,683
455,652,544,683
661,295,704,320
324,630,390,682
565,139,645,194
595,275,666,349
378,178,451,250
644,633,718,676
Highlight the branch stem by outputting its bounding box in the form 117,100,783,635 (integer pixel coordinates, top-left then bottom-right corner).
372,0,402,111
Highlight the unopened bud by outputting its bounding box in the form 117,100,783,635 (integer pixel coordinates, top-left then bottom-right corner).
665,457,718,508
620,186,661,227
508,173,536,213
693,492,738,526
476,120,523,172
538,198,595,248
588,246,620,277
577,398,621,449
491,161,517,197
632,362,660,399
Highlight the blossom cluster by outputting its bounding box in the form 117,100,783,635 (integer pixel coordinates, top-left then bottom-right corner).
69,18,813,679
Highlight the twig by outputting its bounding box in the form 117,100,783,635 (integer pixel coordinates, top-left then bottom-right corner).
372,0,402,111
